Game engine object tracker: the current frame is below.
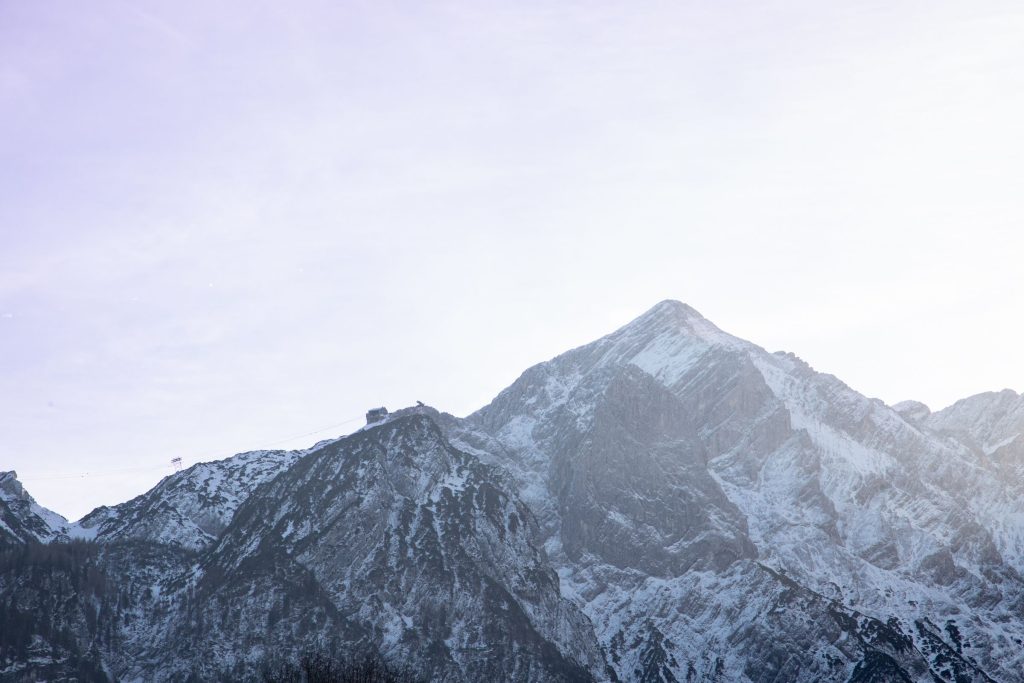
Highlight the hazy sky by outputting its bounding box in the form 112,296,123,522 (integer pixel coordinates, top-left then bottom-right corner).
3,0,1024,521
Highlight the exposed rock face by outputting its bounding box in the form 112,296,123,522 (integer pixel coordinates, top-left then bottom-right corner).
893,400,931,423
3,300,1024,682
0,471,68,544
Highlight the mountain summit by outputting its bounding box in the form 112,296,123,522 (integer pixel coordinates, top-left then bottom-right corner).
629,299,707,326
2,302,1023,682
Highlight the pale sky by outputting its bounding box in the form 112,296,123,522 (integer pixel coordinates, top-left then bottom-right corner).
3,0,1024,521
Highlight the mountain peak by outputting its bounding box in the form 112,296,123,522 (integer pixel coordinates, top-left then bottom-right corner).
0,470,25,499
641,299,704,322
614,300,743,354
0,470,69,544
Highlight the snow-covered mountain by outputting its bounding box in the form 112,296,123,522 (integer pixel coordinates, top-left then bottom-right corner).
1,413,603,682
190,411,607,681
461,300,1024,681
924,390,1024,484
2,301,1023,682
72,448,304,550
0,471,69,544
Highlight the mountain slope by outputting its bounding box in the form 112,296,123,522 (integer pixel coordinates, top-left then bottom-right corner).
195,410,606,682
924,389,1024,483
464,300,1023,682
0,471,69,545
1,412,605,682
72,448,303,550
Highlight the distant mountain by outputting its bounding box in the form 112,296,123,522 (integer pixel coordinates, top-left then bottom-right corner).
72,448,304,550
924,389,1024,485
2,301,1023,682
0,471,68,544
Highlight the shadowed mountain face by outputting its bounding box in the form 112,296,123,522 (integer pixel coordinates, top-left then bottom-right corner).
3,301,1024,682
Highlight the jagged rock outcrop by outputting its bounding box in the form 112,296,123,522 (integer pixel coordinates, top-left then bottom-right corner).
0,471,69,545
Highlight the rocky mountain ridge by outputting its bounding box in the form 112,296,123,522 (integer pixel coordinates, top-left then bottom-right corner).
1,470,70,545
2,301,1022,682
